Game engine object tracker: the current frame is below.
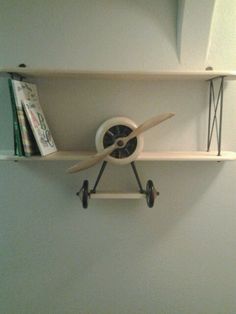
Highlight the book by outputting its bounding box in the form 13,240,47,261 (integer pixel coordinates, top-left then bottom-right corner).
18,82,57,156
23,101,57,156
10,79,40,156
0,78,16,156
8,79,25,156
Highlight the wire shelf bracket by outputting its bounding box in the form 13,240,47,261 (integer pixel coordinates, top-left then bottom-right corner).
207,76,225,156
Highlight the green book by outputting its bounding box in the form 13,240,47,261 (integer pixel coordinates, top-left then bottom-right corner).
8,79,25,156
0,78,14,155
10,79,40,156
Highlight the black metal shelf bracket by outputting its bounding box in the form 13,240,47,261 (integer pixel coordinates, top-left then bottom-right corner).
207,76,225,156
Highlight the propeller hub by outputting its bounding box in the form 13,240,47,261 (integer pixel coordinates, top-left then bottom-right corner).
117,139,124,147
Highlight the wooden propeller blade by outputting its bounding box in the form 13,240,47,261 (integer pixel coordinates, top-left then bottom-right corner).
67,143,116,173
68,113,174,174
124,112,175,143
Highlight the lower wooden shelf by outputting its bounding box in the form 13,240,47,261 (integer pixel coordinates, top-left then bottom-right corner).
1,150,236,161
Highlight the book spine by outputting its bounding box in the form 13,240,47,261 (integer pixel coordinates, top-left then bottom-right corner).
8,79,24,156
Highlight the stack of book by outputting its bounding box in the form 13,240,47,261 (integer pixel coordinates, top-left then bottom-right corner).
9,79,57,157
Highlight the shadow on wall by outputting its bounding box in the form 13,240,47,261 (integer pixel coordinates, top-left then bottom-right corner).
36,79,208,152
125,0,178,49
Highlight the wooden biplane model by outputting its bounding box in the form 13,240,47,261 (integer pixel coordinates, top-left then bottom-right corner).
68,113,175,208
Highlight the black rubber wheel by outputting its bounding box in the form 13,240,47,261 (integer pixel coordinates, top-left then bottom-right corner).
146,180,157,208
82,180,89,209
77,180,89,209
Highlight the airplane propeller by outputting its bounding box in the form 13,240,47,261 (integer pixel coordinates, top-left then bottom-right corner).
67,112,175,173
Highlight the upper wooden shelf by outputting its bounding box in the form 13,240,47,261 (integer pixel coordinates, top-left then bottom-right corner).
1,68,236,80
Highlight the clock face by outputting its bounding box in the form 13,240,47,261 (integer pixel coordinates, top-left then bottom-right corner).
95,117,144,165
103,124,137,159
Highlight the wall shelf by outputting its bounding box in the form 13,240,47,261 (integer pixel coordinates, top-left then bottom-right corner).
1,68,236,80
1,151,236,162
1,69,236,165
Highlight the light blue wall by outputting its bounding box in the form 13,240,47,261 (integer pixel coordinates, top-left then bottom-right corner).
1,1,236,313
0,0,179,70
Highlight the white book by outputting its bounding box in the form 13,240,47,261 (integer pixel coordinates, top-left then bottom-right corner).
14,81,57,156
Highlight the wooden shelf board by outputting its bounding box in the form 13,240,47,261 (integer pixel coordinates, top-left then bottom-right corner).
1,68,236,80
1,151,236,161
137,151,236,161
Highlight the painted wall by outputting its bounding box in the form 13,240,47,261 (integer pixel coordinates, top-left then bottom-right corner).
1,1,236,313
0,0,179,70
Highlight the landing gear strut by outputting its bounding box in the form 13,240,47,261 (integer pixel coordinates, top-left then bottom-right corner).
77,162,159,209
